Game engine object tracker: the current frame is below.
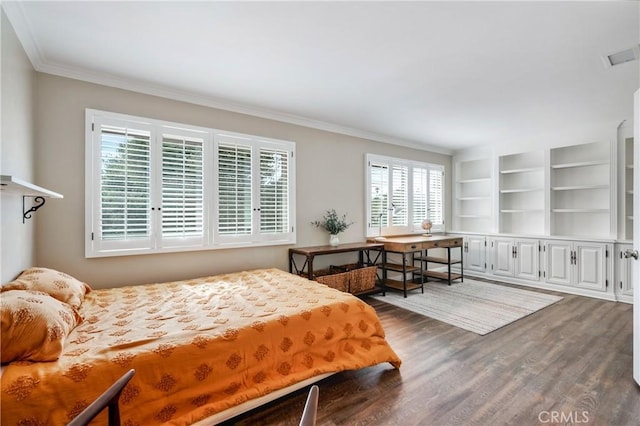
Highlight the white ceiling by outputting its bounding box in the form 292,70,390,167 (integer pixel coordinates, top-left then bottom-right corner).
4,1,640,154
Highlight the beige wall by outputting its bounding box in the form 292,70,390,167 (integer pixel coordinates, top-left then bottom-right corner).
34,73,450,288
1,11,36,282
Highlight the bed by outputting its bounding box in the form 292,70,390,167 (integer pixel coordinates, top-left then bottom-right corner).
1,267,401,425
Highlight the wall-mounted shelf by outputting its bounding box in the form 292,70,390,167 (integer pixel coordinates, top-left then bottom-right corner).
1,175,63,222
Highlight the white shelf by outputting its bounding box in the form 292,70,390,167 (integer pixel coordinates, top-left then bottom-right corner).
457,196,490,200
0,175,63,198
455,157,493,234
500,167,544,174
458,177,491,183
500,188,544,193
551,160,609,169
552,209,609,213
498,150,545,235
627,216,634,220
626,164,634,169
551,184,609,191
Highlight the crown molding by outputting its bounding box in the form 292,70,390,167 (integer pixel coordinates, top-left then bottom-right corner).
3,2,452,156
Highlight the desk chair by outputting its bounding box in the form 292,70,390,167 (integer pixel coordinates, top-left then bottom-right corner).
299,385,319,426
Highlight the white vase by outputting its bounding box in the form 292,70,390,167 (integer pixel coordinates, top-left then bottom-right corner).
329,234,339,247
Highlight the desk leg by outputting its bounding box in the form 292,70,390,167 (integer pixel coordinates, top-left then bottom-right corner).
420,250,424,293
308,256,315,281
289,252,293,274
402,253,408,298
447,247,452,286
460,244,464,283
382,250,387,296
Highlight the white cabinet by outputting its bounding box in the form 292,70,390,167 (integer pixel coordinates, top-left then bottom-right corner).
543,240,611,293
489,237,540,282
462,235,486,273
544,240,572,286
615,243,634,303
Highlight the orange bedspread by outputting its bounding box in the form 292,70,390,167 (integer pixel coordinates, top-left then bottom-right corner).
1,268,400,425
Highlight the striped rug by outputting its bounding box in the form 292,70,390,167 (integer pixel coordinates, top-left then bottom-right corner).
370,279,563,335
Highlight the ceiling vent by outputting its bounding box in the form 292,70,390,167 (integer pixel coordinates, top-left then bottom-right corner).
602,45,640,69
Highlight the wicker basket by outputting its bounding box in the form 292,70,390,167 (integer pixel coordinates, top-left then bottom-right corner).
314,269,350,292
348,265,378,294
314,264,377,294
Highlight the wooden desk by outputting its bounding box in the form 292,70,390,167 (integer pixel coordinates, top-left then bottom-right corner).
288,242,384,281
367,235,463,296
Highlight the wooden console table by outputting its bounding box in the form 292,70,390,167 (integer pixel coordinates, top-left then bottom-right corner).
367,235,464,297
288,242,385,295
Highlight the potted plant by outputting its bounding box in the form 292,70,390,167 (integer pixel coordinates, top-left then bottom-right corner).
311,209,353,246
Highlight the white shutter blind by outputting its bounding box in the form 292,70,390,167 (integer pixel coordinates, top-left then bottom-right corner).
161,132,205,245
87,109,296,257
217,141,253,235
365,153,445,238
259,147,289,234
429,168,444,226
413,167,428,226
98,123,152,244
391,164,408,226
369,162,389,228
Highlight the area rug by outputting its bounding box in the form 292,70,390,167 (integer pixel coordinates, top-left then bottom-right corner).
370,279,563,335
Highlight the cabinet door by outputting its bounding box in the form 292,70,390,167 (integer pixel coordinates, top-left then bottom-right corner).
622,258,634,297
515,239,540,281
574,243,607,291
465,235,486,272
545,241,572,286
492,238,514,277
617,244,634,299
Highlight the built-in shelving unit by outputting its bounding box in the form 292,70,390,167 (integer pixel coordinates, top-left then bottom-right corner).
550,141,611,238
454,158,492,233
0,175,63,222
624,138,634,240
499,151,545,235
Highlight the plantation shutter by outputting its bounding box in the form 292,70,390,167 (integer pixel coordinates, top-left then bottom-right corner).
259,146,290,235
428,168,444,229
216,136,253,239
369,162,389,229
413,167,428,227
95,119,153,252
365,153,446,238
391,164,408,226
160,130,206,247
87,109,296,257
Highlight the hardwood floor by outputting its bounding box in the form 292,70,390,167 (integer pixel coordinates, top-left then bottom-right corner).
221,282,639,426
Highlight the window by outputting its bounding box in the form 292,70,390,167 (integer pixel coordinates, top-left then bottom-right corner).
365,153,444,237
86,110,295,257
